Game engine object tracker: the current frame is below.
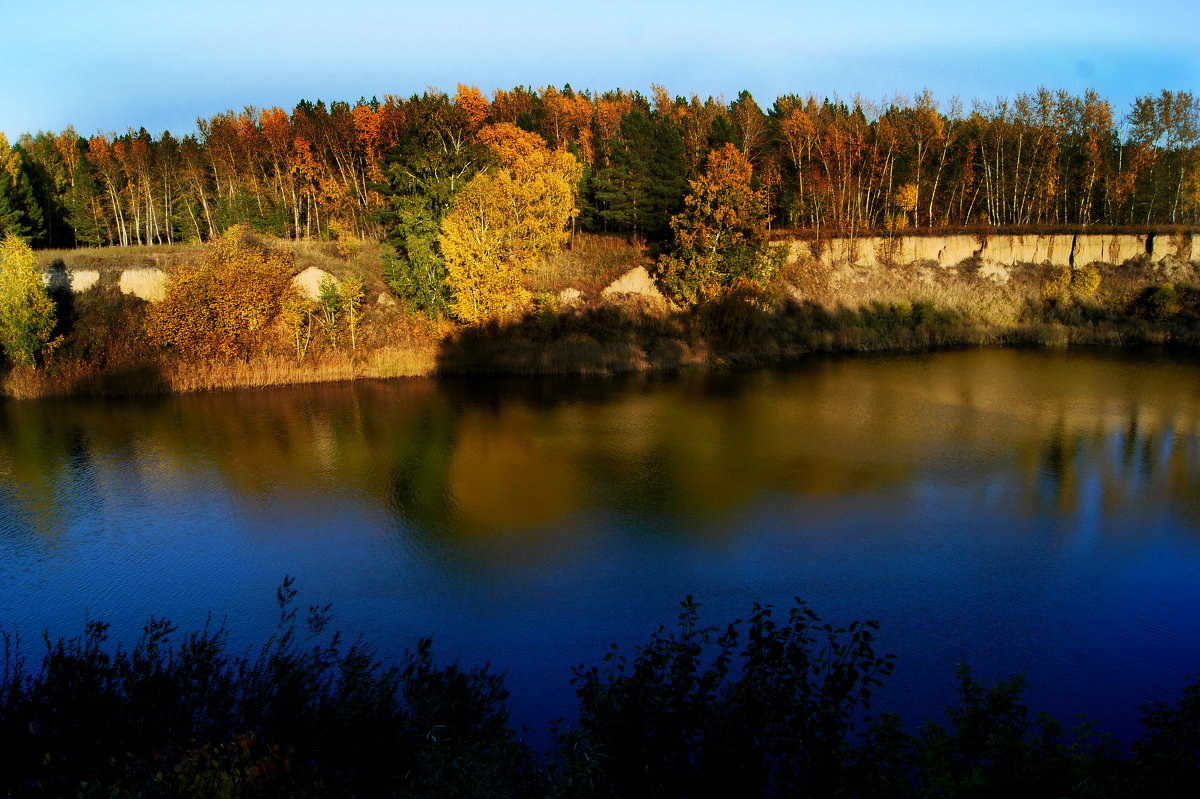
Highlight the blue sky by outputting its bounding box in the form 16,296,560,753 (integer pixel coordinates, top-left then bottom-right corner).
2,0,1196,139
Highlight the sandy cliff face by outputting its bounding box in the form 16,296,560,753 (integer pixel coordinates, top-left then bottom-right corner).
36,232,1197,305
118,268,167,302
1071,235,1148,266
800,232,1195,275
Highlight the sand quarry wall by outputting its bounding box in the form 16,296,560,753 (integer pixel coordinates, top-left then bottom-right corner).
39,232,1196,302
789,232,1196,276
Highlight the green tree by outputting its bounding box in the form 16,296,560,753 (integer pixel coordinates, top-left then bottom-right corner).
591,109,687,241
316,275,344,347
658,143,783,304
0,234,56,367
340,275,365,350
376,94,485,317
63,146,105,248
15,131,75,247
0,134,45,242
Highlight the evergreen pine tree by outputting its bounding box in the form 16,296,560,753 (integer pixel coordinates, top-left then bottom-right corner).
592,110,687,242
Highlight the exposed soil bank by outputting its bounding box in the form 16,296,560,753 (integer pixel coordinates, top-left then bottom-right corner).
8,233,1199,399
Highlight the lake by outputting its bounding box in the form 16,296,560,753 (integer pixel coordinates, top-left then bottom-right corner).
2,348,1198,747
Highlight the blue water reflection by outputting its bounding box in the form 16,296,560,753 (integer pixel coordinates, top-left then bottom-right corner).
1,348,1198,748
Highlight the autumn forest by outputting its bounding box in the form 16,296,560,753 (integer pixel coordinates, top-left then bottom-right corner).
3,85,1198,251
0,84,1198,398
5,70,1200,795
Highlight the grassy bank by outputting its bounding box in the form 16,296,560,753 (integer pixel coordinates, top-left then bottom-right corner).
7,234,1199,399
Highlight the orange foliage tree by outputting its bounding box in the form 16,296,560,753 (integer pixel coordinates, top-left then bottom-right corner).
454,84,491,131
438,124,581,323
145,226,297,359
659,144,782,304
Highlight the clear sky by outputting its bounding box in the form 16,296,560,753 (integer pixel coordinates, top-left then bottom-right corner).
2,0,1196,139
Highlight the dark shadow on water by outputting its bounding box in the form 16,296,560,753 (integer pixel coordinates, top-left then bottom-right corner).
434,303,700,378
73,363,170,397
45,259,76,341
431,293,1001,384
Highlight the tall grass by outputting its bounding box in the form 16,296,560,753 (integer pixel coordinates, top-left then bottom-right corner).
526,233,650,299
4,348,441,399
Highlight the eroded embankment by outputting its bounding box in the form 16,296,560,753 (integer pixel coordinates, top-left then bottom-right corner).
12,231,1200,398
38,232,1198,303
790,231,1194,276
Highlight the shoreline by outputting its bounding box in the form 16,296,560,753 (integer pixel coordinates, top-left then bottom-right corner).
7,233,1198,400
5,316,1198,400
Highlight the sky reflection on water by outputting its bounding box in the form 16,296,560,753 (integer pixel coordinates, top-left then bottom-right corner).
1,348,1198,746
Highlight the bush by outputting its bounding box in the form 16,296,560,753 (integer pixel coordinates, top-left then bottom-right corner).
913,666,1114,798
1141,283,1183,321
145,226,297,360
1042,264,1072,300
1071,265,1101,296
5,590,1199,796
562,598,895,797
0,234,56,366
383,244,452,318
0,578,542,798
695,277,771,343
1134,671,1200,794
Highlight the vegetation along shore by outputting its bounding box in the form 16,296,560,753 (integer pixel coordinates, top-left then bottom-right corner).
1,86,1197,397
1,585,1198,797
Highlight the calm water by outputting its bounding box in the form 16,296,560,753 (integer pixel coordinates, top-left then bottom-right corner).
2,348,1199,746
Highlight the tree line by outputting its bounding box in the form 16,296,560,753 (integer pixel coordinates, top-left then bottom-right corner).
2,86,1198,252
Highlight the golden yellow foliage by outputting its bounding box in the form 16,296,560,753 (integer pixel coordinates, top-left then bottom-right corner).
328,218,360,258
1042,263,1072,300
1071,265,1101,296
0,234,57,367
145,226,297,360
439,126,582,323
894,183,919,213
0,133,21,184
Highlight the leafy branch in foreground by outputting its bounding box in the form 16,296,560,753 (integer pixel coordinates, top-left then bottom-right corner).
561,597,896,797
1,588,1198,797
0,576,540,798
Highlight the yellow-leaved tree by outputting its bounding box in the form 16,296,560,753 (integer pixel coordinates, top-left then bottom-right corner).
146,225,297,359
0,234,56,367
438,124,581,323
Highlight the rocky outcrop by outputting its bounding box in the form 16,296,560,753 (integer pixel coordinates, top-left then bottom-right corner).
291,266,337,301
1151,233,1194,263
1072,234,1148,266
119,268,167,302
602,266,667,301
933,235,980,266
69,270,101,292
42,267,100,293
982,234,1075,267
557,287,585,306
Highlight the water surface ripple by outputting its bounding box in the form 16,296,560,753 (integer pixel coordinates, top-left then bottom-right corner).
1,348,1198,745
